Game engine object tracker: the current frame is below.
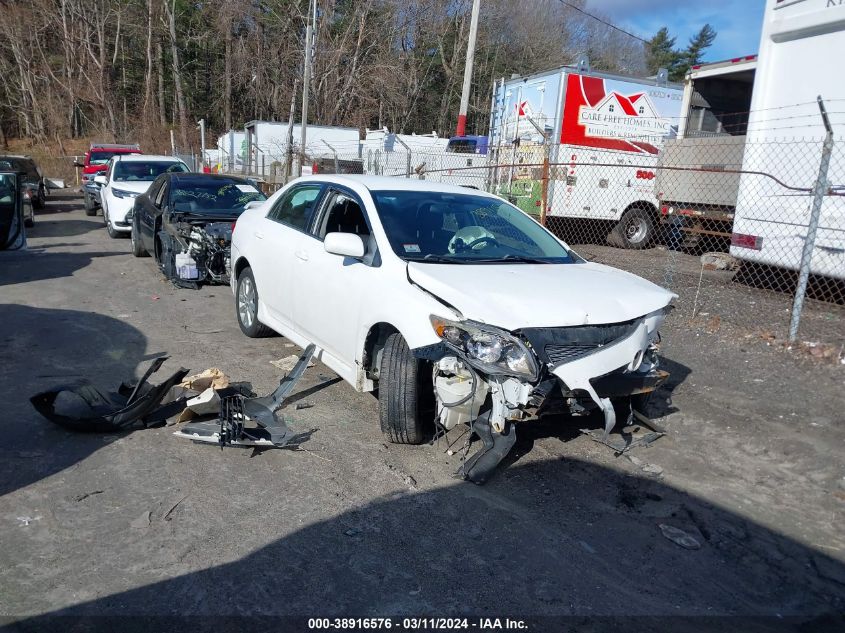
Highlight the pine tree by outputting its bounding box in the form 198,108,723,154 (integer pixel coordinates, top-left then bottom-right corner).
671,24,718,80
646,27,680,77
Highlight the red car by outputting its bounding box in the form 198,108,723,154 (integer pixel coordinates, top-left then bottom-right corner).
75,143,141,215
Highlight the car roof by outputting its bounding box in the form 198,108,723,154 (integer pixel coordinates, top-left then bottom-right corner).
0,154,33,161
112,154,183,163
296,174,496,196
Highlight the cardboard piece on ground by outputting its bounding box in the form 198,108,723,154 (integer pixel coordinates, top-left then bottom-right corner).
176,387,221,423
179,367,229,392
271,355,315,372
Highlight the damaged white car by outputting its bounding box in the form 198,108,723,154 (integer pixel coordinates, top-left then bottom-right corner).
230,176,674,481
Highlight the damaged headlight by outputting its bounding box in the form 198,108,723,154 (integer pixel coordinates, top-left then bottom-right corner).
430,316,539,381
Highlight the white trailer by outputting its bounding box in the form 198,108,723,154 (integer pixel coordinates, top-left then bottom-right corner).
654,55,757,248
487,63,684,248
730,0,845,279
243,121,360,178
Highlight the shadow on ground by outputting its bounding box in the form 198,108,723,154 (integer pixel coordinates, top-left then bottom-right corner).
0,304,152,496
0,248,123,286
6,454,844,631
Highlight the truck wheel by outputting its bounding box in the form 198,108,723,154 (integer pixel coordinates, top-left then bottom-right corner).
84,192,96,216
378,333,428,445
235,267,274,338
610,207,655,249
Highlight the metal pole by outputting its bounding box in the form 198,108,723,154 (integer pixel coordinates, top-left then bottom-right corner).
394,136,412,178
197,118,206,170
455,0,481,137
789,96,834,341
322,140,339,173
299,0,316,176
285,79,298,182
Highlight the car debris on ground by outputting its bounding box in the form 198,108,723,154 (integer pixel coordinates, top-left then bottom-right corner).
174,345,316,448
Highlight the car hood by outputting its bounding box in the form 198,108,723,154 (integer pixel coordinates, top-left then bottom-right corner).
110,181,154,194
407,261,675,330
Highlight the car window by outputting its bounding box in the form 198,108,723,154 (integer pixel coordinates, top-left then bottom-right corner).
372,190,576,264
315,190,370,240
267,184,323,231
113,161,188,182
0,174,16,205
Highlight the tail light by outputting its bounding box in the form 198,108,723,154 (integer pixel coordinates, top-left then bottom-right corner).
731,233,764,250
231,221,237,236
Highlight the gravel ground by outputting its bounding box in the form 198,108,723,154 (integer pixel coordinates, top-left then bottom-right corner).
1,191,844,630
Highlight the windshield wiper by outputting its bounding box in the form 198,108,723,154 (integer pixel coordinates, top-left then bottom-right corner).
414,254,470,264
469,254,555,264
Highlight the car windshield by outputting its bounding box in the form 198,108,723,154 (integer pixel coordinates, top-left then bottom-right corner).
114,161,188,182
372,190,577,264
89,152,117,165
170,180,266,214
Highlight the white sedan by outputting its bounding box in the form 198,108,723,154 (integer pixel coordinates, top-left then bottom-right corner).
96,154,189,238
230,175,674,481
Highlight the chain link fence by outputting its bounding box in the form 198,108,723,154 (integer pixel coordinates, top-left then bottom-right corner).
326,135,844,350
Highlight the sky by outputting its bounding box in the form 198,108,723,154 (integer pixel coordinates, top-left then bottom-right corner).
586,0,768,62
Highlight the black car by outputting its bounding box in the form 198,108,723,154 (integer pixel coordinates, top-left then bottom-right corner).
0,155,46,212
129,173,266,287
0,171,33,249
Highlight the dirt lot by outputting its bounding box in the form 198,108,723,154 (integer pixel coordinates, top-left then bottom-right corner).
1,191,844,630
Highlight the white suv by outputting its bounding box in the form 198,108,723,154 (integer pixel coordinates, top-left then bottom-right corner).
96,155,188,238
230,176,673,481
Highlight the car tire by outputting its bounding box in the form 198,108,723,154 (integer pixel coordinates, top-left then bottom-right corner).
609,207,655,250
24,205,34,228
106,216,121,239
84,191,97,216
131,220,148,257
35,188,46,210
378,332,428,445
235,267,274,338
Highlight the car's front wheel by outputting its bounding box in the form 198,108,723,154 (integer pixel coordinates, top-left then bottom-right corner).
235,266,274,338
131,219,148,257
84,191,97,216
378,333,430,445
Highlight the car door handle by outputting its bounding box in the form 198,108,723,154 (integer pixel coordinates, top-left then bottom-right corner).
295,250,309,261
253,231,264,239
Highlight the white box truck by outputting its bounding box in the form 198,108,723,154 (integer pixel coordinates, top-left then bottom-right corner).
487,62,685,248
730,0,845,279
654,55,757,249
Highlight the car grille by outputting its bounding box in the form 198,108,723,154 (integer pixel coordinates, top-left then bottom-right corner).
520,319,640,366
544,343,602,364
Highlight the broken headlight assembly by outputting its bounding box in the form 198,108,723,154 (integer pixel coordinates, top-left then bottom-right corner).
430,315,539,381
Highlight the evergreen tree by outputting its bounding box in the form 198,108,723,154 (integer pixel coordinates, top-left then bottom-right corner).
646,27,680,77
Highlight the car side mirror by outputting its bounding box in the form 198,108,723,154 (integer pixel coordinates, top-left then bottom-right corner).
324,232,365,259
73,161,83,168
94,174,107,186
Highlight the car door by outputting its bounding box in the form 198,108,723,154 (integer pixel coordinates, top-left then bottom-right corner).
138,176,167,251
249,182,325,331
290,186,380,373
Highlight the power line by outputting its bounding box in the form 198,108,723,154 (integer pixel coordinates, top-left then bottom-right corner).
556,0,649,44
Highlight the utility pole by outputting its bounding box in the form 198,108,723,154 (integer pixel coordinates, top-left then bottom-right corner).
299,0,316,176
455,0,481,137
